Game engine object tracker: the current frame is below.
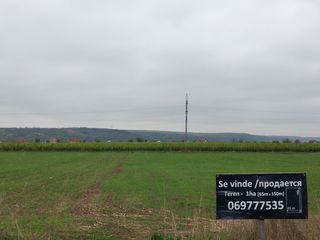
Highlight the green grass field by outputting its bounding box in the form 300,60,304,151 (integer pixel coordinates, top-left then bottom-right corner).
0,152,319,239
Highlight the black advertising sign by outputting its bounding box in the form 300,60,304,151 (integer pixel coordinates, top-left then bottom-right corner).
216,173,308,219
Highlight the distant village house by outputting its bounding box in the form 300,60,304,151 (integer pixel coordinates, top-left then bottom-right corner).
69,138,81,143
49,138,58,144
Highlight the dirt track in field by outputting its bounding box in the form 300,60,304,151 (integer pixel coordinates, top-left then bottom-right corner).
69,156,228,239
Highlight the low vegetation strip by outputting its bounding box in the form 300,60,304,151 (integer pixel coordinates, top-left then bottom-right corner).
1,142,320,152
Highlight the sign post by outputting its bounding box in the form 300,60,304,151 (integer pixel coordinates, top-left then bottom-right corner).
257,219,265,240
216,173,308,239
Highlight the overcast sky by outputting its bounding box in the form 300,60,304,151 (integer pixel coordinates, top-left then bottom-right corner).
1,0,320,136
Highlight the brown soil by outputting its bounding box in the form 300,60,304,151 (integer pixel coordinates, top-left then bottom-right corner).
71,184,102,216
112,163,123,174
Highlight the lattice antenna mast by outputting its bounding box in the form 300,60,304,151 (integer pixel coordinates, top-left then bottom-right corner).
185,93,188,142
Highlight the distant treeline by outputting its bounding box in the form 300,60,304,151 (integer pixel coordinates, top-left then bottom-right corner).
1,142,320,152
1,128,320,143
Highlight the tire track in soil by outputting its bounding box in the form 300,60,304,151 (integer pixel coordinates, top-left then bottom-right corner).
70,154,228,239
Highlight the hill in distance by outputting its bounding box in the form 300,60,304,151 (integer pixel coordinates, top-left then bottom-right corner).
0,127,319,143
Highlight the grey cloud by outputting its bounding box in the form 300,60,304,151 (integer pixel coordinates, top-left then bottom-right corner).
0,0,320,136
